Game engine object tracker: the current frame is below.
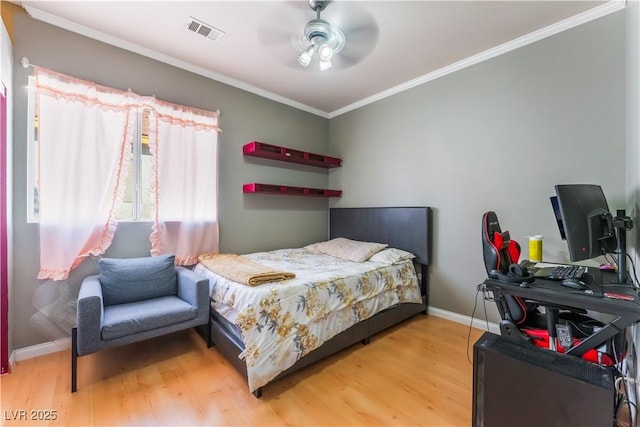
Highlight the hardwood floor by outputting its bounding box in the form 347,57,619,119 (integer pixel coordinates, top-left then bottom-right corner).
1,315,485,426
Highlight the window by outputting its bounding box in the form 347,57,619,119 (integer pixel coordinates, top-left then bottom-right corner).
113,110,154,221
31,67,220,279
27,77,153,222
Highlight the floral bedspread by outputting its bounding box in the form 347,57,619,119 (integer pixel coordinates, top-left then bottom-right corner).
193,247,422,392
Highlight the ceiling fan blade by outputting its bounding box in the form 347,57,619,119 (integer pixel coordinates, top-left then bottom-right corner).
328,21,377,70
342,22,378,51
258,27,295,47
321,2,379,69
258,1,311,50
322,1,375,32
333,48,367,70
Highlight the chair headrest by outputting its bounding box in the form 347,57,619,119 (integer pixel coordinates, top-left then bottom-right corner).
482,211,521,274
483,211,501,237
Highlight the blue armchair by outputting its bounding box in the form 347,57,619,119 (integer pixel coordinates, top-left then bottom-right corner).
71,254,210,392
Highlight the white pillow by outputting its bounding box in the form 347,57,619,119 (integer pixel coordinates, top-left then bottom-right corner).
305,238,388,262
369,248,415,264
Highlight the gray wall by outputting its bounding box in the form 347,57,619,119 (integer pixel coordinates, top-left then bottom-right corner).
329,11,628,322
2,12,15,360
626,0,640,393
628,0,640,257
9,7,634,349
10,13,331,349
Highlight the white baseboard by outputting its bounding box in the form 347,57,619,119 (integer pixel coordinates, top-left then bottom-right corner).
10,337,71,363
429,306,500,335
8,349,15,371
8,307,497,364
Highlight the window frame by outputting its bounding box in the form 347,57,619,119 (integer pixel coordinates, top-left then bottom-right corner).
27,78,152,223
26,77,37,223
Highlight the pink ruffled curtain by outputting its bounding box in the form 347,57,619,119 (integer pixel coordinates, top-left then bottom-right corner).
35,68,221,278
35,68,136,280
148,103,221,265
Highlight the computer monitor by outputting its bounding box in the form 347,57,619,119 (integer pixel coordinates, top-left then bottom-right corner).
549,196,566,240
555,184,634,285
554,184,616,262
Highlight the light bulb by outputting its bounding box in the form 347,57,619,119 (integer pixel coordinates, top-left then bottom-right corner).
318,43,333,61
319,59,332,71
297,45,316,67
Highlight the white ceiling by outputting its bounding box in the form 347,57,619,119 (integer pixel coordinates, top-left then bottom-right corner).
18,0,620,118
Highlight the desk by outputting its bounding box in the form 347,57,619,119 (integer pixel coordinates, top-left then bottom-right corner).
483,268,640,358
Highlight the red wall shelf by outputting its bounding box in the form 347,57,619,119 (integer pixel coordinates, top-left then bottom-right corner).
243,183,342,198
243,141,342,168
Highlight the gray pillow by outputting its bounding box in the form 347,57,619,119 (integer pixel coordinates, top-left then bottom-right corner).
99,254,177,306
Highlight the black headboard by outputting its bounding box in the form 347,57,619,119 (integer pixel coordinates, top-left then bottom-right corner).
329,207,432,266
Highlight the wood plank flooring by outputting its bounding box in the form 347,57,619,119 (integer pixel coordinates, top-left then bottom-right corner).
1,315,485,426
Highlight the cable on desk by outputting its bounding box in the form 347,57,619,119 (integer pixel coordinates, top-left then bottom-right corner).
466,283,491,365
565,317,604,339
629,327,640,427
622,327,639,426
611,328,639,426
606,252,619,269
600,252,639,295
625,253,640,291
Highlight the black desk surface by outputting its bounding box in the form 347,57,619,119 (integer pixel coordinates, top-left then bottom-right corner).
483,266,640,357
483,267,640,317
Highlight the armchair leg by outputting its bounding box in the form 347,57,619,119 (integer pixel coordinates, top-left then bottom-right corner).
206,314,213,348
71,327,78,393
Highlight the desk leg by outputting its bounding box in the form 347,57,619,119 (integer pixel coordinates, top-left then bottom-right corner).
547,307,559,351
567,315,628,357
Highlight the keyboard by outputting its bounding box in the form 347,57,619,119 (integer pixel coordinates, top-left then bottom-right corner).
534,265,587,281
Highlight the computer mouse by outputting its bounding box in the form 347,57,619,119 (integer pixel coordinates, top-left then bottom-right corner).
561,278,589,290
599,263,616,271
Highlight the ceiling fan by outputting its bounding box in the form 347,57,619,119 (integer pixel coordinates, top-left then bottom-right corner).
296,0,345,71
259,0,378,72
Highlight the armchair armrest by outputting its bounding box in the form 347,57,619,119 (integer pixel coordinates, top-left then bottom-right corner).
176,267,210,324
76,275,104,356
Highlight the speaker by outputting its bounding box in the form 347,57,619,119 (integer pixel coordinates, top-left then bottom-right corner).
473,332,615,427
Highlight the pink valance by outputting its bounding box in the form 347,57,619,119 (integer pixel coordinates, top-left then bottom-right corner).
34,67,221,279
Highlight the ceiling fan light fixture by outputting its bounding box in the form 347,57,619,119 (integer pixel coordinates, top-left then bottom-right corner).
297,10,345,71
297,44,316,67
318,43,333,61
319,59,332,71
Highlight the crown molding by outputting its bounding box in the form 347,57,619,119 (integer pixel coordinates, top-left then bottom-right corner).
24,1,625,120
328,0,626,118
23,5,330,119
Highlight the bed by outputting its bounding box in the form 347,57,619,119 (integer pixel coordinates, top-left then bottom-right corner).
194,207,432,397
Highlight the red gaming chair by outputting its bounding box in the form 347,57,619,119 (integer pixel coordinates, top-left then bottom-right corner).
482,211,546,330
481,211,622,365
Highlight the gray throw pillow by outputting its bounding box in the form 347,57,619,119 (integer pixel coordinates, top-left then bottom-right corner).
99,254,177,306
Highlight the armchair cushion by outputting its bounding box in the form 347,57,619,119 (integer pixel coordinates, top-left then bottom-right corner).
99,254,177,306
101,295,197,341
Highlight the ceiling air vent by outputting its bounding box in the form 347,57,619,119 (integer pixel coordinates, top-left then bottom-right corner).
186,17,225,43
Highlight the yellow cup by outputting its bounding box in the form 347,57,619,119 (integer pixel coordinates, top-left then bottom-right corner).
529,235,543,262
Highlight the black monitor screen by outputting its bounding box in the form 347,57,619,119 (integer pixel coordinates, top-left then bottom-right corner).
555,184,616,262
550,196,566,240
